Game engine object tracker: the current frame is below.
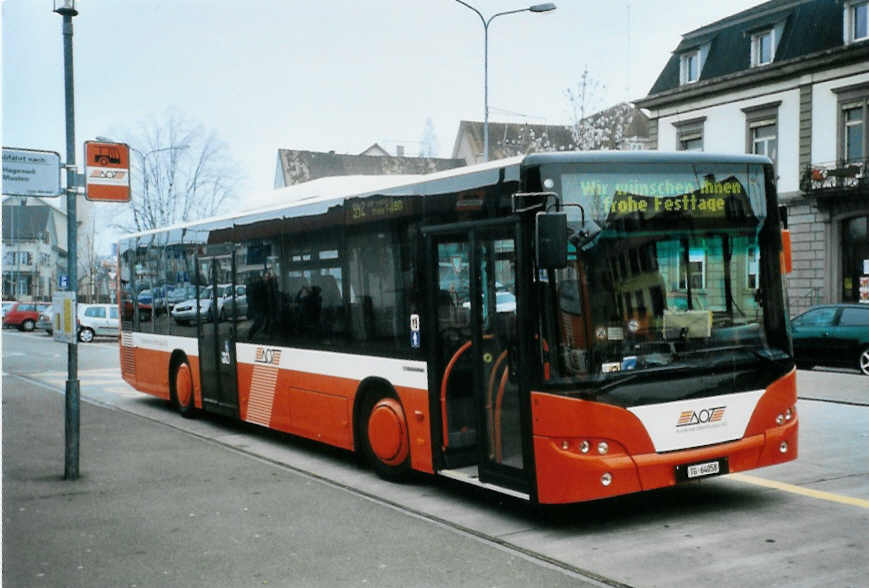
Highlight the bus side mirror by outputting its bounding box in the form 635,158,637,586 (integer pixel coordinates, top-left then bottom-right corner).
781,229,792,274
536,212,567,269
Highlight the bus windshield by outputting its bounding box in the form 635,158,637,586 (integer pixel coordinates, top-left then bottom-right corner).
540,162,790,392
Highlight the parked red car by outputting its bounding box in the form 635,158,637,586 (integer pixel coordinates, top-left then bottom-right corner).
3,302,50,331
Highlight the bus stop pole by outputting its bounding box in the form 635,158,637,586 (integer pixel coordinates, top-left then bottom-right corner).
59,9,80,481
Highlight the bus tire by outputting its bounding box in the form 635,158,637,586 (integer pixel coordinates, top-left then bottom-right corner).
171,356,197,418
359,389,410,481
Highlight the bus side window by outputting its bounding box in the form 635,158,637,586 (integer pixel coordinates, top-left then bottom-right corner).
347,229,404,352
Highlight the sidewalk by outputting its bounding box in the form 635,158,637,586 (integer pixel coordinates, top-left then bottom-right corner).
2,376,586,587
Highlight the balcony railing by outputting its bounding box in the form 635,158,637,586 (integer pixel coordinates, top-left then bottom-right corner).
800,158,869,192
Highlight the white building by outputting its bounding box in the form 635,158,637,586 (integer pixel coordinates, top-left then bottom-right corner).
636,0,869,315
2,199,68,301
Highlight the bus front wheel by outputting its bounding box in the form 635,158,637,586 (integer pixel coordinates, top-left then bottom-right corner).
360,391,410,481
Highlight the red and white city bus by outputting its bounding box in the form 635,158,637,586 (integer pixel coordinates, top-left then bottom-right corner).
118,151,797,504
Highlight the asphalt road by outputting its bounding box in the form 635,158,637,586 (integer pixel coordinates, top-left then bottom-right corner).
3,329,868,587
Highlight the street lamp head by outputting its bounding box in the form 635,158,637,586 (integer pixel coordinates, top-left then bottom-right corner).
53,0,78,16
529,2,556,13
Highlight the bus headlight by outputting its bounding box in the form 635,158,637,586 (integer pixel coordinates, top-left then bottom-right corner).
601,473,612,486
597,441,609,455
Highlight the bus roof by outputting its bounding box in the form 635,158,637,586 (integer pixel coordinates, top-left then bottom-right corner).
119,150,772,242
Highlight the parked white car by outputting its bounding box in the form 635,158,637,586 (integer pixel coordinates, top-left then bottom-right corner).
78,303,120,342
170,284,232,324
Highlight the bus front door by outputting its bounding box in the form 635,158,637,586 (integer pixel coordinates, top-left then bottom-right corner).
197,248,239,416
425,219,533,497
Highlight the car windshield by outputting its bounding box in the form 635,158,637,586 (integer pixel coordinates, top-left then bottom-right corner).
540,161,790,387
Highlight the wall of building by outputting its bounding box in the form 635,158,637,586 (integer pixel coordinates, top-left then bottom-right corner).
784,201,828,317
657,87,801,193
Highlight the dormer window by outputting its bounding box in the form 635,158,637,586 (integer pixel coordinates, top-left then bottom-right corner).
751,29,775,66
680,50,701,84
846,1,868,43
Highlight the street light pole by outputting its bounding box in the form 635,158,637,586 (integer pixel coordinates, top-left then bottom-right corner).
55,0,79,480
454,1,556,162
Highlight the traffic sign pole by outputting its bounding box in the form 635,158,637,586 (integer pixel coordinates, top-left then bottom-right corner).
60,10,80,481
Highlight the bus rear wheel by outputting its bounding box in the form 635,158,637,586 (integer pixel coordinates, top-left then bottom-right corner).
172,359,196,418
360,392,410,481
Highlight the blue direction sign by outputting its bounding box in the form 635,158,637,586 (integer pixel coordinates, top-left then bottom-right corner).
59,274,70,290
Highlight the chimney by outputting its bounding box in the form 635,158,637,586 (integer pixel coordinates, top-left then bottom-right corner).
396,145,405,157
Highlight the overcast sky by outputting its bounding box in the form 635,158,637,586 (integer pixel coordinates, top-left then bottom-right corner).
3,0,764,238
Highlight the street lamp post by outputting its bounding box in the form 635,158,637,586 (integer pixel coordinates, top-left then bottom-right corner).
54,0,79,480
454,1,556,162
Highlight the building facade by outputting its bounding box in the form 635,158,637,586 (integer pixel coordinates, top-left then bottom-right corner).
2,200,68,301
636,0,869,315
274,146,465,189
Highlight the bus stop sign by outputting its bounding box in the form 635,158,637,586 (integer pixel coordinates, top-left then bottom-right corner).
84,140,130,202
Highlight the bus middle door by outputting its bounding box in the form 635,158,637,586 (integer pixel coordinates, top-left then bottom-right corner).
425,218,533,497
197,247,239,416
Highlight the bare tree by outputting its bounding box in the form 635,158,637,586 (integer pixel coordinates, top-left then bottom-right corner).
79,215,99,302
565,68,634,151
117,110,242,233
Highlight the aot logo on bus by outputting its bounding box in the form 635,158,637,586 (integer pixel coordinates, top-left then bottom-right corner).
255,347,281,366
676,406,726,428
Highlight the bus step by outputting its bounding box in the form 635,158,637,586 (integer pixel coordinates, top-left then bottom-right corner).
437,465,530,501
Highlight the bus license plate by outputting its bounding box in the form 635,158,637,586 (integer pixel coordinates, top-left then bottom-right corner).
675,458,728,482
688,461,719,478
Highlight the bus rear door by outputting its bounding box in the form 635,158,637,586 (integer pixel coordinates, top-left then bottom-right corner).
197,245,239,416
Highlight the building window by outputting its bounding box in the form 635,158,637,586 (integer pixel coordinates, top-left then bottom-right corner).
680,135,703,151
679,247,706,290
834,83,869,164
680,50,701,84
751,123,777,162
743,102,780,166
751,29,775,66
846,1,869,43
3,251,32,266
674,117,705,152
845,106,864,162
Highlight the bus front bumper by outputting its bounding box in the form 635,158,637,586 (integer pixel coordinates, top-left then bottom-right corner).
533,418,797,504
